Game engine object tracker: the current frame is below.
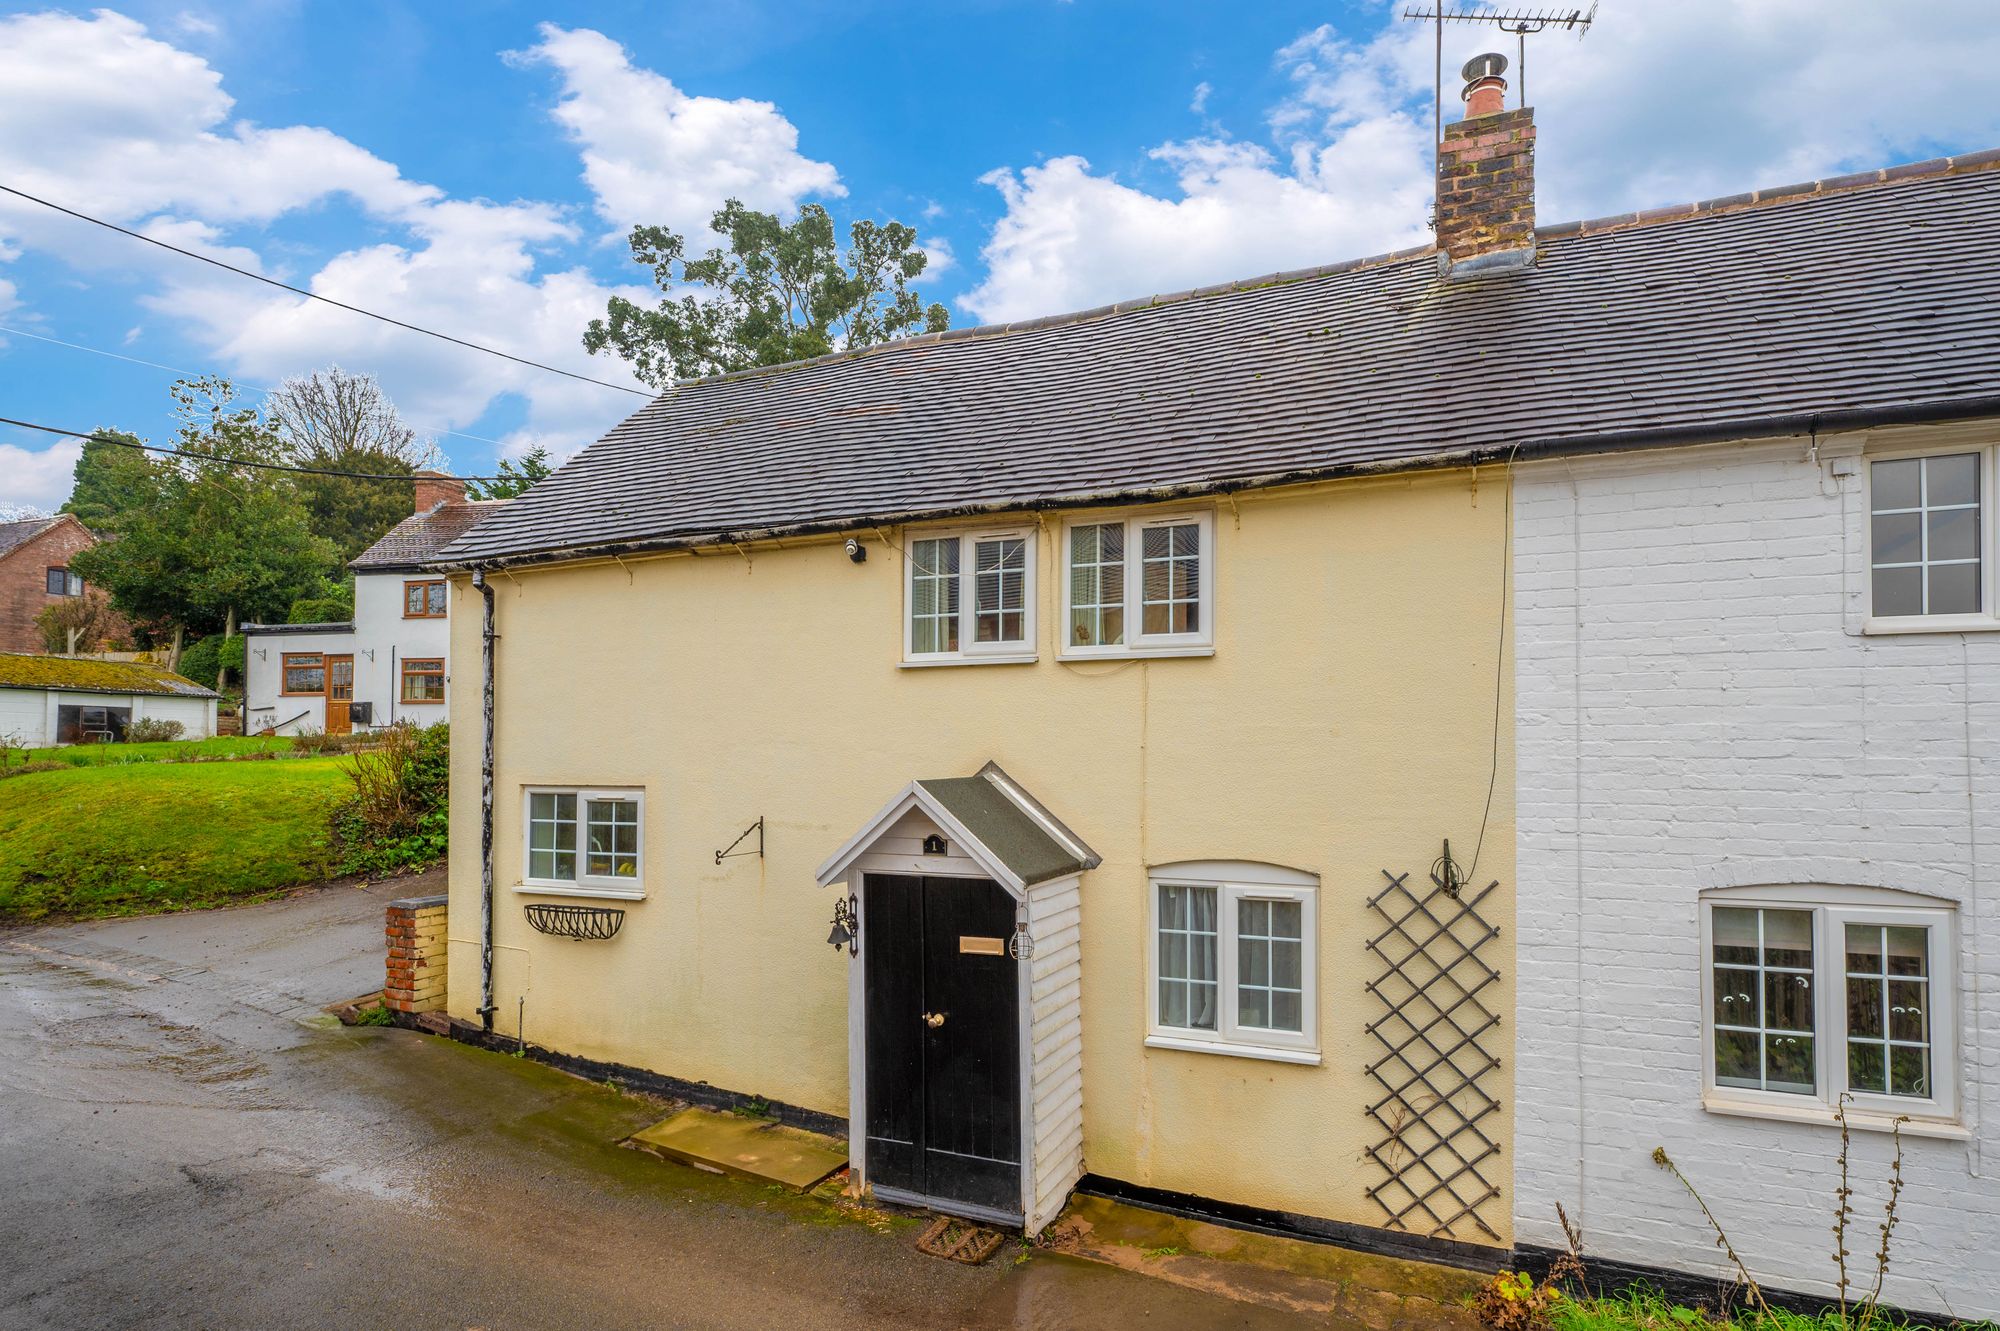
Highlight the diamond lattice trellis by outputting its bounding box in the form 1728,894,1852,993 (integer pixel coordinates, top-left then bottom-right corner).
1363,863,1503,1241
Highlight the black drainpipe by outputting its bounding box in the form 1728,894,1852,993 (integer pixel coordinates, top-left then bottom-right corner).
474,567,497,1032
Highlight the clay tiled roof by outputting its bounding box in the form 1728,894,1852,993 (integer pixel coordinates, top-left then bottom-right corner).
350,500,509,572
436,151,2000,569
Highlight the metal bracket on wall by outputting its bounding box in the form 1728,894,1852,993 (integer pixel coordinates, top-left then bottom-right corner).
1362,854,1504,1241
715,816,764,865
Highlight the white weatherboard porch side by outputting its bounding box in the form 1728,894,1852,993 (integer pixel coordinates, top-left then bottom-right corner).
1511,430,2000,1318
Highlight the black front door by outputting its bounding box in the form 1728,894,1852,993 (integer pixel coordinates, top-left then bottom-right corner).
864,874,1022,1217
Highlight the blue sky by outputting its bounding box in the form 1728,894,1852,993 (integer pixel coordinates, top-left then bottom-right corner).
4,0,2000,512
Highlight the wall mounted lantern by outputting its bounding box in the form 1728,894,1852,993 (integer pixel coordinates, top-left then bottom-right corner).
827,895,859,955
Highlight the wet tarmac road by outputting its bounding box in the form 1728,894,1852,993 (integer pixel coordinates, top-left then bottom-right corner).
0,882,1320,1330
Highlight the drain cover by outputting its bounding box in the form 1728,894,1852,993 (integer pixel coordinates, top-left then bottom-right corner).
914,1216,1008,1265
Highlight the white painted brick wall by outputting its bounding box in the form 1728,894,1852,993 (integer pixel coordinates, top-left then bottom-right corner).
1513,437,2000,1319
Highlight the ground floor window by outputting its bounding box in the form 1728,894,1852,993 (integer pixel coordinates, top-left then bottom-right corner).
400,658,445,703
1148,861,1318,1060
55,704,129,744
282,653,325,695
521,787,645,897
1703,887,1957,1121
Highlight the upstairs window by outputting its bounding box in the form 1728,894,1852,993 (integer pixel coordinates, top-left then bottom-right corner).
1148,861,1318,1063
1063,512,1214,657
521,787,645,898
904,527,1036,664
1702,888,1957,1123
1868,448,1992,626
404,579,447,618
45,567,83,596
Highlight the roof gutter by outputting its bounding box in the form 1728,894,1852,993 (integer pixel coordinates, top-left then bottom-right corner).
425,394,2000,576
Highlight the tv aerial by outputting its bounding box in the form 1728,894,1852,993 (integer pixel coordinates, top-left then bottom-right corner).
1401,4,1597,145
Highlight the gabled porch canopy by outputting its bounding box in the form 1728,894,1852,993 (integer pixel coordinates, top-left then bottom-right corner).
815,761,1099,899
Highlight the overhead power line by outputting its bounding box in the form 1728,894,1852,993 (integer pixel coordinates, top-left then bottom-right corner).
0,321,512,451
0,183,653,399
0,414,502,483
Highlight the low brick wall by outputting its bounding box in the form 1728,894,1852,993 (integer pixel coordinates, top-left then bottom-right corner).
384,893,447,1014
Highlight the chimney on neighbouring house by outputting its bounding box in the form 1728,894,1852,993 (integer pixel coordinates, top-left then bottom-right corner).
1435,52,1535,274
412,470,466,514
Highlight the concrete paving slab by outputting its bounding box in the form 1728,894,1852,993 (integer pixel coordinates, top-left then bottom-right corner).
631,1106,848,1191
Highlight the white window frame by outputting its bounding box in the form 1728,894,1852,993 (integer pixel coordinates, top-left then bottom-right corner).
1699,885,1959,1132
1059,510,1216,660
1862,440,2000,634
1146,860,1319,1065
514,786,647,900
900,524,1038,666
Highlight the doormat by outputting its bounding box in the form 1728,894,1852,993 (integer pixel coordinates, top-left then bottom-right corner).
914,1216,1008,1266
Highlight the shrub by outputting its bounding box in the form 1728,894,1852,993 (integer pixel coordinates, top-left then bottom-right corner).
123,718,186,743
332,722,448,876
288,596,352,625
175,634,223,689
291,728,356,755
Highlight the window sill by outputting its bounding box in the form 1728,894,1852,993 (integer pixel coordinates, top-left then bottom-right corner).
1145,1034,1320,1066
1701,1094,1966,1139
898,653,1039,669
1059,644,1215,663
1862,615,2000,636
512,882,646,902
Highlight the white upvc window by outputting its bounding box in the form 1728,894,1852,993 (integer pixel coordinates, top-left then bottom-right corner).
902,525,1037,665
1146,861,1318,1064
1700,887,1958,1128
517,787,646,899
1865,443,1999,631
1061,511,1215,658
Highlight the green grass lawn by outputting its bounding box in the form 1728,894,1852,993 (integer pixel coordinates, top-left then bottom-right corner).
2,735,296,769
0,756,353,923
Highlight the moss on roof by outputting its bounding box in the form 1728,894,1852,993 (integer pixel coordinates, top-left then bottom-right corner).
0,653,219,698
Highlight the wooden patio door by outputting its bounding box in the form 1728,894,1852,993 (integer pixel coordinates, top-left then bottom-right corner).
325,655,354,735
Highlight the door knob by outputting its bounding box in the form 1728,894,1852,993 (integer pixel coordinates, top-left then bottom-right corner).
923,1011,946,1028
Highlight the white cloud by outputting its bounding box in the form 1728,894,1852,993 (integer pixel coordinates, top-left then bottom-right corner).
920,236,956,275
0,11,681,492
965,0,2000,324
963,28,1431,323
1448,0,2000,221
510,23,842,236
0,9,435,245
0,437,81,513
1190,81,1212,114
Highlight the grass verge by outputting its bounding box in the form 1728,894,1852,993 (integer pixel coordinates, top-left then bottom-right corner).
1548,1290,1974,1331
2,736,297,769
0,756,352,922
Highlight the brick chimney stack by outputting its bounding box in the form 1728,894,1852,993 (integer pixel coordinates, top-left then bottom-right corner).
412,470,466,514
1435,53,1535,273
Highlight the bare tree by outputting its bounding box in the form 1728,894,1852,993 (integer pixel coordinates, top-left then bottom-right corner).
265,366,437,468
264,367,441,564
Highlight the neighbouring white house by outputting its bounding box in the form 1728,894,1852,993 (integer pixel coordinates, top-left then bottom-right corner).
0,652,218,746
242,473,502,736
1513,424,2000,1315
